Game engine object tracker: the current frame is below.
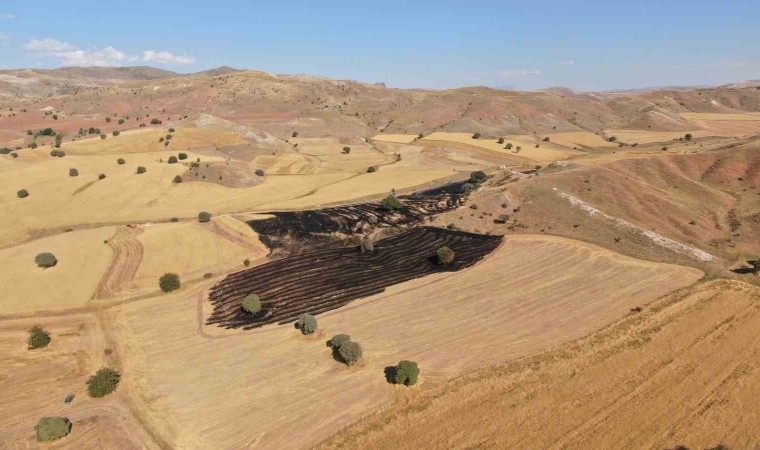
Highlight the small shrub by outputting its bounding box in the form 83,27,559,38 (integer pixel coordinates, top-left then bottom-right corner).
86,368,120,398
17,189,29,198
505,143,513,150
497,137,504,144
291,131,298,137
28,325,51,349
35,417,72,442
367,166,377,173
150,118,162,125
198,211,211,223
461,183,475,195
203,272,213,279
342,146,351,154
296,314,318,335
243,258,251,267
105,117,111,123
170,217,179,222
98,173,106,180
35,252,57,268
168,156,178,164
178,152,187,160
136,166,146,174
118,118,124,124
159,273,180,292
685,133,692,141
173,175,182,183
382,195,401,210
436,246,455,265
471,132,481,139
50,149,66,157
112,130,120,137
0,147,11,154
255,169,265,176
69,168,79,177
393,360,420,385
168,128,176,133
117,158,125,165
242,294,262,314
100,134,106,140
338,341,363,366
543,136,550,142
30,142,38,149
328,334,351,349
159,137,164,143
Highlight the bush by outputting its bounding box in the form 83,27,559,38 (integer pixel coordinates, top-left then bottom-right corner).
170,217,179,222
100,134,106,140
367,166,377,173
117,158,125,165
243,258,251,267
497,137,504,144
150,118,162,125
296,314,318,335
69,168,79,177
30,142,38,149
159,273,180,292
394,360,420,385
105,117,111,123
168,156,178,164
17,189,29,199
342,146,351,154
39,127,56,136
436,246,455,265
159,137,164,143
173,175,182,183
28,325,51,349
178,152,187,160
50,149,65,157
87,368,120,398
329,334,351,349
472,132,481,139
99,173,106,180
35,252,57,268
0,147,11,154
54,134,63,148
291,131,298,137
136,166,146,174
242,294,262,314
35,417,71,442
169,128,176,133
338,341,363,366
198,211,211,222
461,183,475,195
543,136,550,142
608,136,617,142
112,130,120,137
469,170,486,185
382,195,401,211
118,118,124,125
685,133,692,141
255,169,265,176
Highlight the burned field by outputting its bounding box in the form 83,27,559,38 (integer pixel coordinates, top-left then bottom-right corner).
207,227,502,330
248,184,467,245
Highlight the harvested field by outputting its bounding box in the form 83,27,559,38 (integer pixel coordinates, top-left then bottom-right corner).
604,129,713,144
370,134,419,144
421,131,584,163
207,227,502,329
319,280,760,450
546,131,618,148
57,127,246,155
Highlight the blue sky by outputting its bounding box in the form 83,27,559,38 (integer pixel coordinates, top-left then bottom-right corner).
0,0,758,91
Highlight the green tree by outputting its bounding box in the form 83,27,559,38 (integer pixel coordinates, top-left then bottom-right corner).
117,158,126,165
469,170,486,185
198,211,212,222
112,130,120,137
28,325,51,349
159,273,180,292
342,146,351,154
685,133,693,141
382,195,401,210
136,166,147,174
99,173,106,180
472,132,481,139
436,246,455,265
393,360,420,385
35,417,72,442
87,368,120,398
168,156,178,164
178,152,188,160
296,314,318,335
242,294,262,314
173,175,182,183
338,341,363,366
17,189,29,199
69,168,79,177
35,252,57,268
328,334,351,349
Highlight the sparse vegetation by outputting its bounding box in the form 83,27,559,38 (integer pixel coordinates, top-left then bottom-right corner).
86,368,120,398
159,273,181,292
296,314,318,335
543,136,550,142
50,149,65,157
35,417,72,442
242,294,262,314
436,246,455,265
198,211,212,222
393,360,420,385
27,325,51,349
382,195,401,210
255,169,265,176
35,252,57,268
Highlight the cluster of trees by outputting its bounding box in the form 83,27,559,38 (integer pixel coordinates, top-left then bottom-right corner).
159,273,181,292
328,334,363,366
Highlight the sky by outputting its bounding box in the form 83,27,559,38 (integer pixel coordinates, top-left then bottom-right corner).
0,0,758,91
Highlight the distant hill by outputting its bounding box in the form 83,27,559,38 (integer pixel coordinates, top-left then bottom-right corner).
190,66,242,77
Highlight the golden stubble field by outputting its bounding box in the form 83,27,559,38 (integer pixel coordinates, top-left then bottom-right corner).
94,235,702,449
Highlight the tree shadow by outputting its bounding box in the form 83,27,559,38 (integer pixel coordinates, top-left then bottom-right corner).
384,366,397,384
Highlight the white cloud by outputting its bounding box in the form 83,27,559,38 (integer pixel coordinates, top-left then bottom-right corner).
143,50,195,65
561,60,575,66
25,38,75,52
0,13,15,19
24,38,196,67
497,69,542,78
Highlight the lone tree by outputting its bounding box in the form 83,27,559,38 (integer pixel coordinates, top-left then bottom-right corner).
543,136,550,142
367,166,377,173
497,137,504,144
291,131,298,138
17,189,29,199
136,166,147,174
35,417,72,442
28,325,51,349
117,158,125,165
393,360,420,386
173,175,182,183
469,170,487,185
112,130,120,137
685,133,693,141
150,118,162,125
296,314,318,335
159,273,181,292
472,132,481,139
338,341,363,366
87,368,120,398
342,146,351,154
505,143,513,150
99,173,106,180
328,334,351,349
242,294,262,314
382,195,401,211
69,168,79,177
178,152,188,160
436,246,455,265
168,156,178,164
198,211,212,222
35,252,58,268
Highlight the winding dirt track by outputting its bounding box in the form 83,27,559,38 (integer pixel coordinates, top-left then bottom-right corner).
93,227,145,300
